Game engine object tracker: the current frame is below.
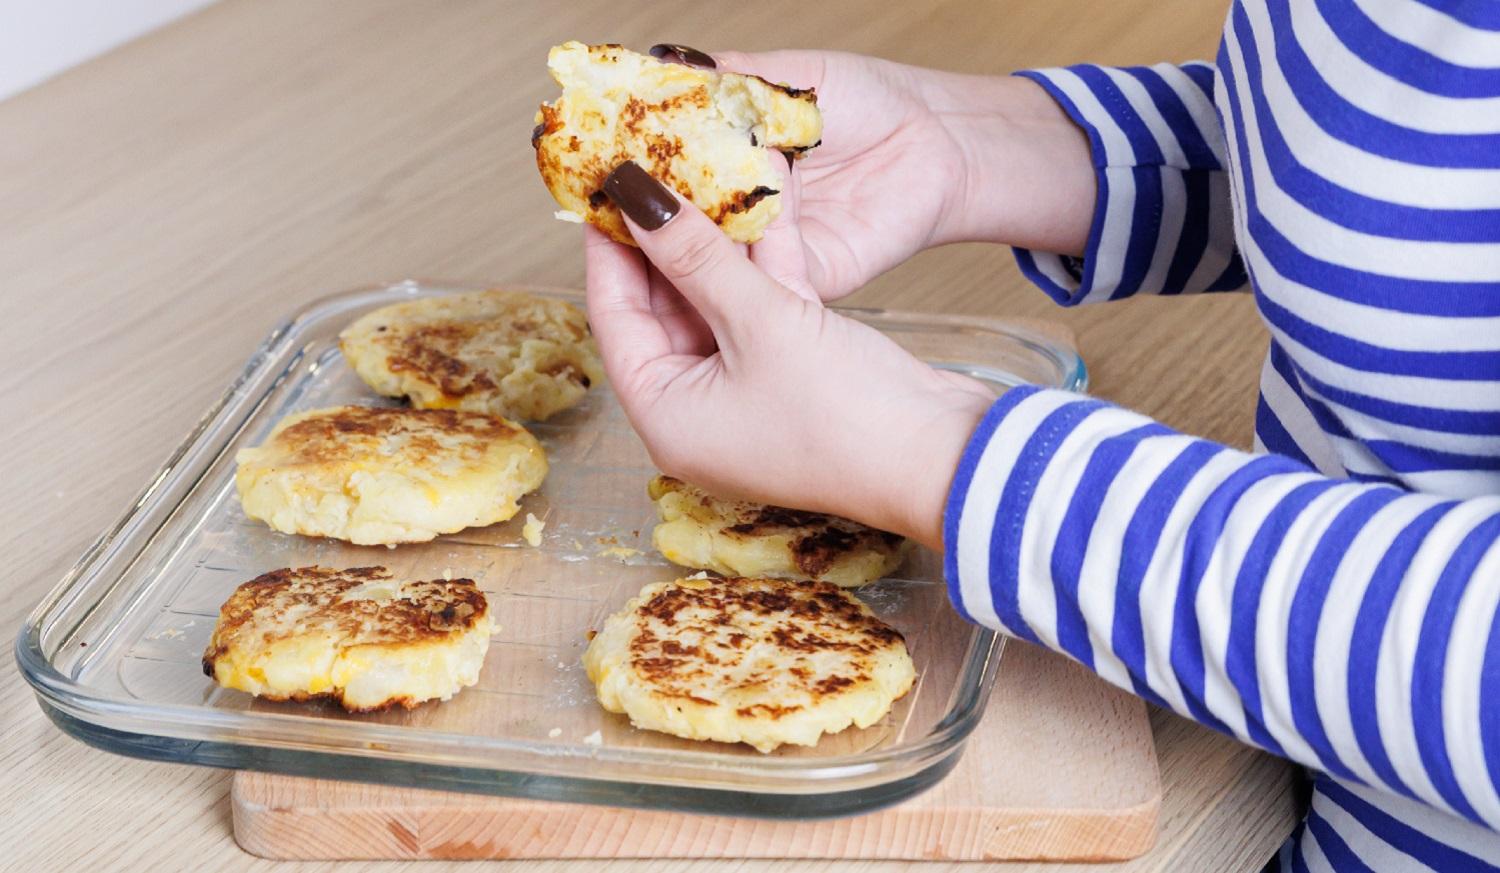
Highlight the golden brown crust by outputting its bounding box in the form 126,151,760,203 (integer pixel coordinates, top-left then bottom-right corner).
379,309,591,398
535,90,719,241
625,577,904,710
649,475,908,584
338,290,602,422
235,404,547,546
201,566,486,665
582,579,912,756
201,566,490,712
535,42,822,246
719,504,906,579
583,575,915,751
267,406,523,467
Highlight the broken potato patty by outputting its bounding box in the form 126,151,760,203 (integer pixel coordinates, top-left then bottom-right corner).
534,41,822,245
202,566,493,712
648,475,910,588
339,289,604,422
583,576,915,753
235,405,547,545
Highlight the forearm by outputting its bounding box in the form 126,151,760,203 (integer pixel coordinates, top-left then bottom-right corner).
919,61,1246,304
947,386,1500,825
920,71,1096,256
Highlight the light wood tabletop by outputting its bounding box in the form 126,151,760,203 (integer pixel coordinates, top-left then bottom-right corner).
0,1,1300,870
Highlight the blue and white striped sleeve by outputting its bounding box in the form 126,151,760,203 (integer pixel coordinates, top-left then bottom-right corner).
1013,63,1248,305
946,386,1500,830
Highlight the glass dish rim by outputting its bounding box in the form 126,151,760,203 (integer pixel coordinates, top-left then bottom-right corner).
15,280,1087,804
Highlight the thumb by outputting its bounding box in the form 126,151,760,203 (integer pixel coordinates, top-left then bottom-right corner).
602,160,805,354
749,148,818,302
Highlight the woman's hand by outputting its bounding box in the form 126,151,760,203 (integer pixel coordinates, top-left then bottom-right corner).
651,44,1097,300
585,160,994,548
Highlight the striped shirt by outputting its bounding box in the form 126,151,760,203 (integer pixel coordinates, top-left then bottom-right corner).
944,1,1500,870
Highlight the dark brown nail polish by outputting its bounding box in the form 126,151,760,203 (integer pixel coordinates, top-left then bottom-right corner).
648,43,716,69
602,160,680,231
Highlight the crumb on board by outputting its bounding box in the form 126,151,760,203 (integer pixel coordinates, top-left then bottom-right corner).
596,535,619,545
583,730,603,747
523,512,546,547
548,727,563,738
597,546,643,561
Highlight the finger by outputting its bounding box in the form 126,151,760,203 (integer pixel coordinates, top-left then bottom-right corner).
647,44,819,81
650,229,748,356
649,239,746,357
646,47,833,296
583,225,678,393
697,48,828,97
748,153,818,302
601,160,804,355
647,267,716,357
647,43,719,70
793,213,840,296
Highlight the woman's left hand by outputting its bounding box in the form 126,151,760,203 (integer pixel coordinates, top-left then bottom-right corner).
584,160,994,549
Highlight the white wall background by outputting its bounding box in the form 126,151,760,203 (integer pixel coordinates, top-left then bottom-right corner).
0,0,219,101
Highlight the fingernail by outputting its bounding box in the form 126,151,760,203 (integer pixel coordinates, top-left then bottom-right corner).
648,43,716,69
602,160,680,231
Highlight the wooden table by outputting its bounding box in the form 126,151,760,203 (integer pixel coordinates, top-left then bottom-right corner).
0,1,1301,870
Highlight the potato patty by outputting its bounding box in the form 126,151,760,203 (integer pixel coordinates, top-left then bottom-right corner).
202,566,493,712
235,405,547,545
534,41,822,245
339,289,603,422
583,576,915,753
648,475,910,588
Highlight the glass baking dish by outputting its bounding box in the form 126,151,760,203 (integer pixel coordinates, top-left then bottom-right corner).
16,281,1086,818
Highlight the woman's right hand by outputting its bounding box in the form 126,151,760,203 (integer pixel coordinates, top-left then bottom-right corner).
583,161,995,549
652,44,1098,300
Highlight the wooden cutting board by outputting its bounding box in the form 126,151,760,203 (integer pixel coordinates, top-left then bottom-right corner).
232,642,1160,861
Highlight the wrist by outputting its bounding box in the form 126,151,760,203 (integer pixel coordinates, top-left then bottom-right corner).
881,374,994,551
925,73,1095,256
